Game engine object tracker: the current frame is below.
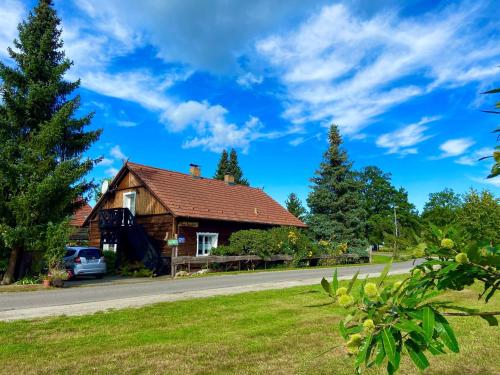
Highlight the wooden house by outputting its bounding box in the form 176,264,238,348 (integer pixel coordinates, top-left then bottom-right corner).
69,201,93,243
83,162,306,273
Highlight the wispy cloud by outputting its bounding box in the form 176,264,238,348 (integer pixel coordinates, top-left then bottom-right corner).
455,147,492,165
256,2,500,136
437,138,475,158
110,145,127,161
237,72,263,88
375,116,438,155
117,120,138,128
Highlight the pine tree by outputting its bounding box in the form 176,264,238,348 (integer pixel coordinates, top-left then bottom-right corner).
306,125,367,252
213,149,229,180
227,148,249,186
285,193,306,220
0,0,101,284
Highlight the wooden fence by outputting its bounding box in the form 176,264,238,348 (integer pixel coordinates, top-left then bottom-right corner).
171,253,370,275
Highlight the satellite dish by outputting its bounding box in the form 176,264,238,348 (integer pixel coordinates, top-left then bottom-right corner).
101,180,109,196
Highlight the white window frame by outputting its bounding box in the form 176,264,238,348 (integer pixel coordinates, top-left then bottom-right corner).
196,232,218,256
123,191,137,216
102,243,117,252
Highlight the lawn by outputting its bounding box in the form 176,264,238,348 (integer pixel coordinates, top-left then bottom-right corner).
0,275,498,375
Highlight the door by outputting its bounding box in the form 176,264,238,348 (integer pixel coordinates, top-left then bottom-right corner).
123,191,136,216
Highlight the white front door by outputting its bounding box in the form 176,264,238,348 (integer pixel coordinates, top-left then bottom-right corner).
123,192,136,216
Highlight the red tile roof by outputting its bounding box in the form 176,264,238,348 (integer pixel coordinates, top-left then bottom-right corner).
127,162,306,227
70,202,93,227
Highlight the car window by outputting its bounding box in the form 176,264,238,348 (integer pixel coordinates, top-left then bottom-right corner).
65,250,76,257
79,248,101,259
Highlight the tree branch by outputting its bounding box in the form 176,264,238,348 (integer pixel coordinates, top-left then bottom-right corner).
442,311,500,317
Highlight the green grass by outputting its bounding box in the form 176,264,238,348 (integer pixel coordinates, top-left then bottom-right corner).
1,275,498,374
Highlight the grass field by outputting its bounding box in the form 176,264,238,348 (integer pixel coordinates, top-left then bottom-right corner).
1,275,498,375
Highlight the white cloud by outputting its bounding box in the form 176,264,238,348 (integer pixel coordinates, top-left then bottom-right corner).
455,147,492,165
110,145,127,161
289,137,305,146
256,3,500,136
0,0,24,58
105,167,119,177
98,158,114,166
376,117,438,155
438,138,475,158
471,176,500,187
237,72,263,88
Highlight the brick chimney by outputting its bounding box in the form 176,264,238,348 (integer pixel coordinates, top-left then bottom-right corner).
189,164,201,178
224,174,235,185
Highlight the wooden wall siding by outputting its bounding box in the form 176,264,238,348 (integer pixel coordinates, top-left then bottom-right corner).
96,170,167,217
135,214,174,256
88,219,101,248
175,219,273,257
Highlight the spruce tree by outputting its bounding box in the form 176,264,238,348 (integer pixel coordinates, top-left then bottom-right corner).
307,125,367,252
213,149,229,180
0,0,101,284
285,193,306,220
227,148,249,186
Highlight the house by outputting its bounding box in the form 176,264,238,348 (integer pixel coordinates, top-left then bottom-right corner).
69,200,93,243
83,162,306,273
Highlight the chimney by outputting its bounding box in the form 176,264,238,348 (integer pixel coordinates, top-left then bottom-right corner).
189,164,201,178
224,174,235,185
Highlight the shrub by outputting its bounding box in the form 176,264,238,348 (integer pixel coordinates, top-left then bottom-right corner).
102,250,117,273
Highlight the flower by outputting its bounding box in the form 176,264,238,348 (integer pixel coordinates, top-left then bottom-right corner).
413,243,426,258
288,231,298,244
441,238,454,249
412,268,423,278
307,251,313,258
363,319,375,332
346,333,362,354
338,294,354,308
455,252,469,264
336,287,348,297
392,281,403,292
364,282,378,299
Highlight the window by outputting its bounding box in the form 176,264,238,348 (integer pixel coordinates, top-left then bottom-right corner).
197,233,218,256
123,191,137,216
102,243,117,252
65,249,76,258
79,248,102,260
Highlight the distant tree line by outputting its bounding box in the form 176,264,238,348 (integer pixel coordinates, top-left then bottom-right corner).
284,124,499,256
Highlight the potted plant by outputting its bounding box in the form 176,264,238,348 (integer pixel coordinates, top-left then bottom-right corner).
42,274,52,288
48,268,69,288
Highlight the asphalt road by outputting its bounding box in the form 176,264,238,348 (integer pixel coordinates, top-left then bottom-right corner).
0,260,419,321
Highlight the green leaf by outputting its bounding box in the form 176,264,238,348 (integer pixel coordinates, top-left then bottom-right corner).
405,340,430,370
321,277,332,296
355,334,373,368
422,307,435,339
377,261,392,287
394,320,424,334
381,329,397,366
435,314,459,353
374,337,386,366
339,320,348,339
332,268,339,294
480,315,498,326
347,270,359,294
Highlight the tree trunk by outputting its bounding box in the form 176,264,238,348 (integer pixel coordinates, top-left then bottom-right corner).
1,247,22,285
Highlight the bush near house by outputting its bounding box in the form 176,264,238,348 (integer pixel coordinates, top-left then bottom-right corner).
211,227,368,266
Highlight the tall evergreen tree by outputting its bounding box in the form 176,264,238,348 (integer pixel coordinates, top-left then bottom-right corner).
285,193,306,220
213,149,229,180
307,125,367,251
227,148,249,185
0,0,101,284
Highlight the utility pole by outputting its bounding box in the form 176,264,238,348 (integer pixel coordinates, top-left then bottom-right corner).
393,205,399,259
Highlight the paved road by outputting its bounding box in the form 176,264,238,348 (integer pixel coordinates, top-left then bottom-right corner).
0,260,418,321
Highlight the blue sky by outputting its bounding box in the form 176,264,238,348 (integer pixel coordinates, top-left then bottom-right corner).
1,0,499,210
